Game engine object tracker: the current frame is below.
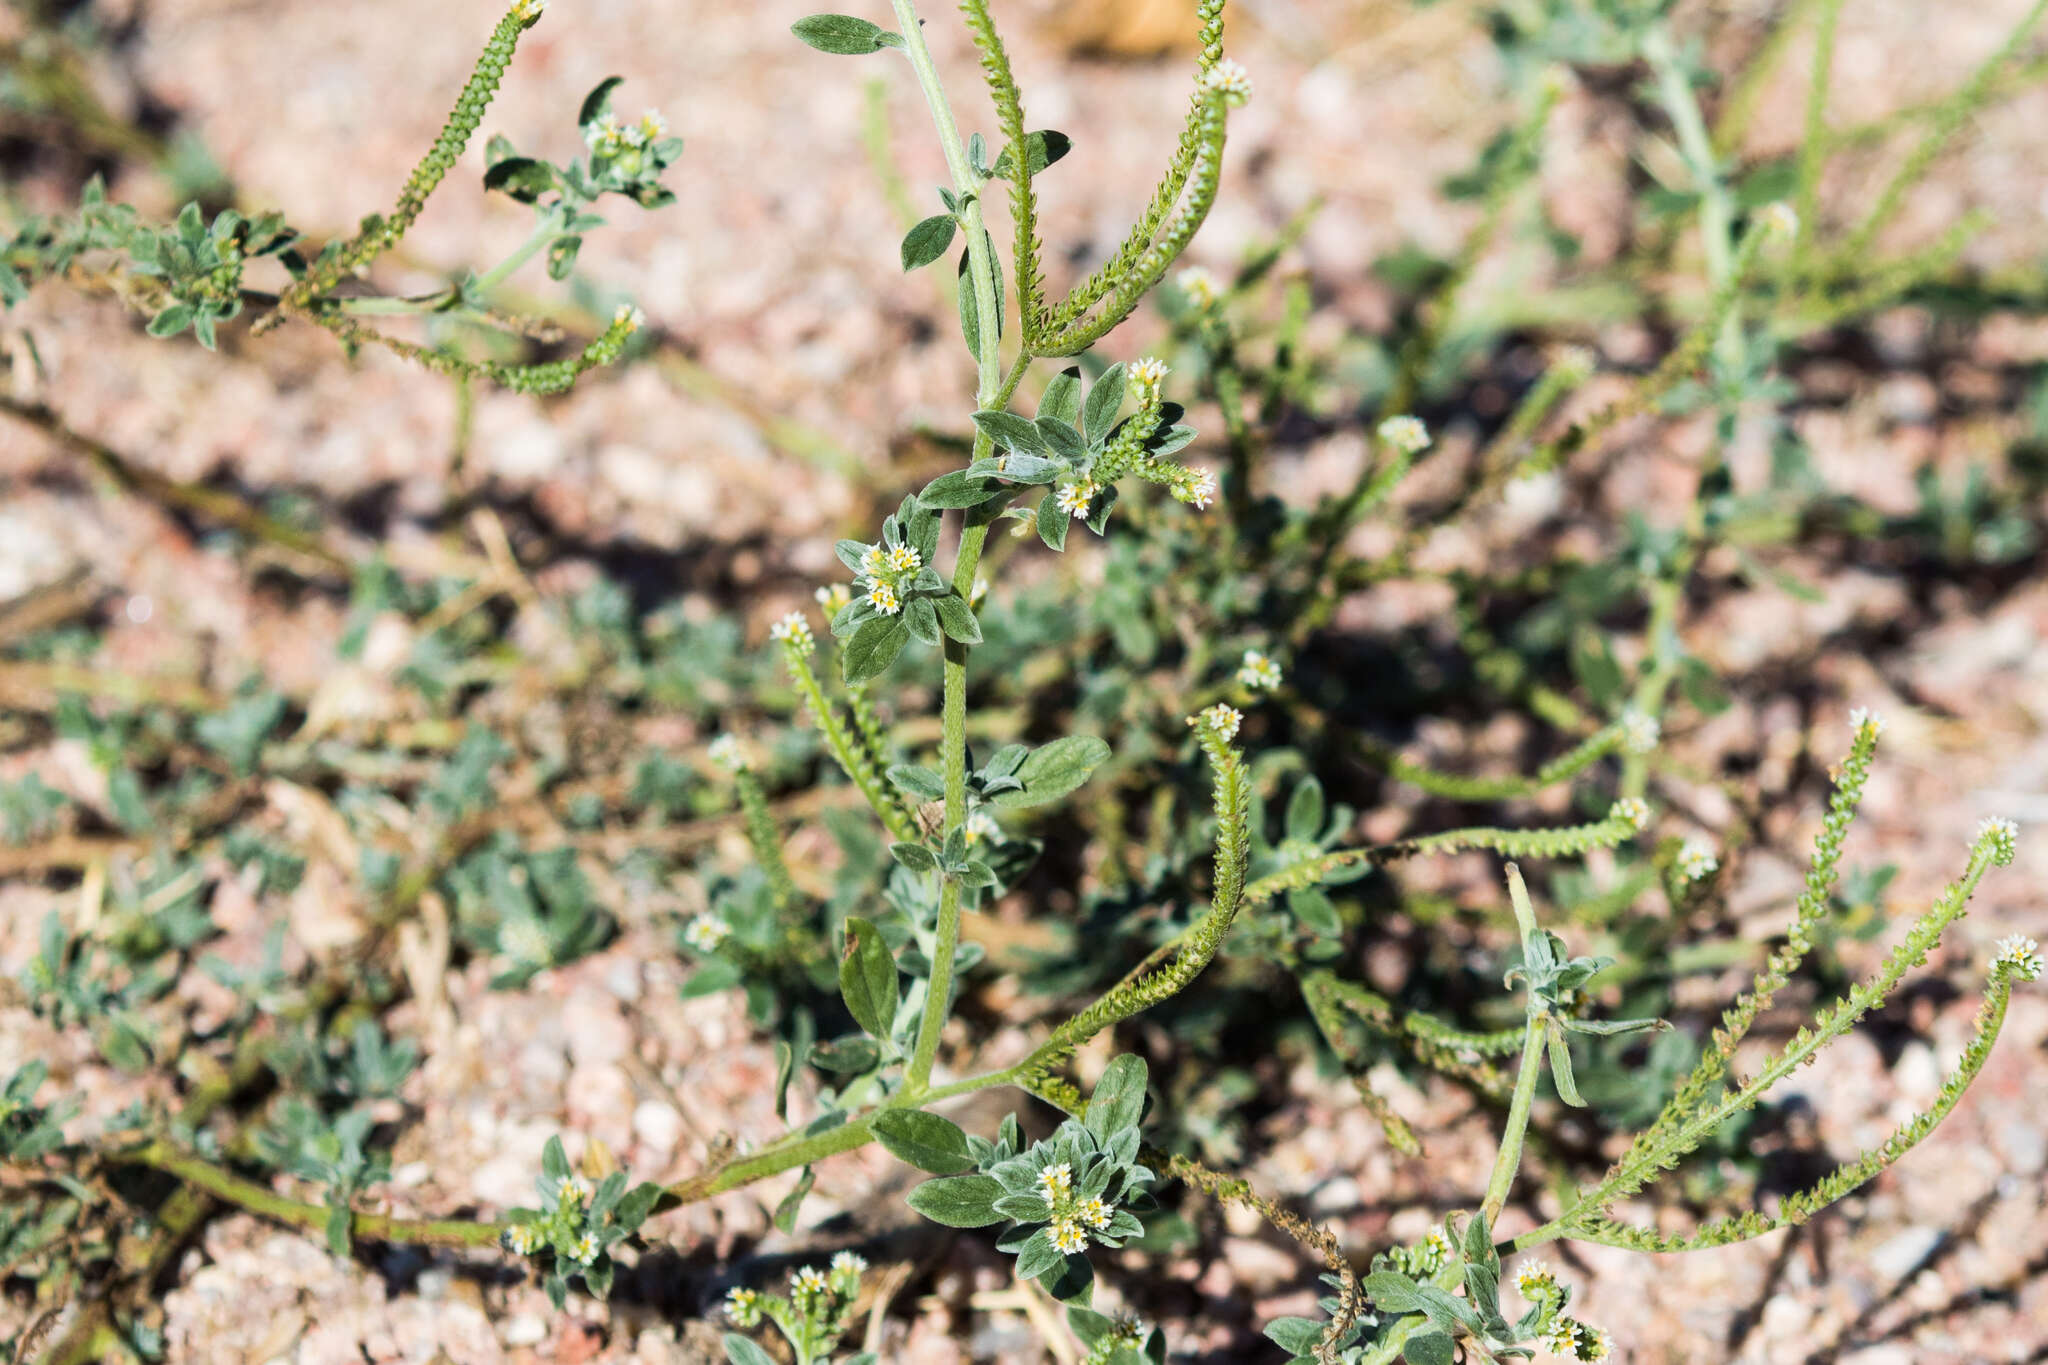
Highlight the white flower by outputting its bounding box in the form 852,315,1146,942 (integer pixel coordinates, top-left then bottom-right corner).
1676,837,1718,882
1050,1218,1089,1254
1542,1317,1584,1357
1848,707,1886,741
831,1250,868,1278
638,109,668,142
1075,1196,1112,1230
1176,266,1221,308
1553,345,1596,381
969,575,990,609
1055,479,1100,517
1202,58,1252,103
569,1231,599,1263
964,809,1003,845
1513,1260,1557,1299
557,1173,593,1206
708,734,747,772
1976,817,2019,868
816,582,852,614
791,1265,831,1297
885,544,922,573
684,914,732,953
1608,797,1650,834
1376,414,1430,455
859,544,888,578
1760,202,1799,239
513,0,546,21
1036,1163,1074,1201
769,610,814,653
505,1222,543,1254
870,581,902,615
1190,703,1242,742
1994,934,2042,982
500,917,553,966
613,303,644,331
1170,467,1217,510
1129,356,1170,400
1618,707,1660,755
725,1287,762,1326
1237,649,1282,691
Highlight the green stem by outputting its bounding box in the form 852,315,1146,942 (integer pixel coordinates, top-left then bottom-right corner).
131,1143,501,1247
889,0,1007,1097
1479,864,1544,1227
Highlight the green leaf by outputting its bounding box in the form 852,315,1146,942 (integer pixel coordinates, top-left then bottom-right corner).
1361,1271,1425,1313
724,1333,777,1365
972,409,1047,454
991,734,1111,808
773,1165,815,1233
990,130,1073,179
956,236,1004,350
890,840,939,872
901,214,957,270
1403,1331,1456,1365
921,468,1006,509
1285,778,1326,842
1263,1318,1327,1355
933,594,982,644
790,14,900,53
905,595,941,646
579,76,625,128
324,1201,353,1257
888,765,946,801
839,917,900,1039
1014,1228,1066,1282
146,304,194,338
906,1173,1007,1227
1039,367,1083,427
1546,1024,1585,1107
1037,492,1071,551
545,235,582,281
1288,886,1341,936
843,615,910,682
1085,1054,1147,1139
1083,363,1128,441
483,156,555,204
872,1110,976,1174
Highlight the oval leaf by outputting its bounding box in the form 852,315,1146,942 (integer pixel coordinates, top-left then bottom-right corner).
901,214,957,271
791,14,896,53
991,734,1111,808
905,1173,1007,1227
872,1109,976,1174
839,917,900,1040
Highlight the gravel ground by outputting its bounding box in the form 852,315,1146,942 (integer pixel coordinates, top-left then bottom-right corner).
4,0,2048,1361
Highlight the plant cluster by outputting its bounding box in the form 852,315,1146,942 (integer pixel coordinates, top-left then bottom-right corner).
1,0,2044,1360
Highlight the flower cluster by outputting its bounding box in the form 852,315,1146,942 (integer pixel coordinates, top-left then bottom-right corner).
1608,796,1651,834
500,1137,660,1308
682,914,732,953
981,1115,1153,1283
1848,706,1886,740
1675,837,1718,882
1237,649,1282,691
723,1252,868,1362
708,733,747,772
1202,58,1253,103
1976,816,2019,868
1176,265,1221,309
1377,414,1431,456
1618,707,1660,755
769,610,815,653
1189,703,1242,743
1994,934,2042,982
1512,1259,1608,1361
